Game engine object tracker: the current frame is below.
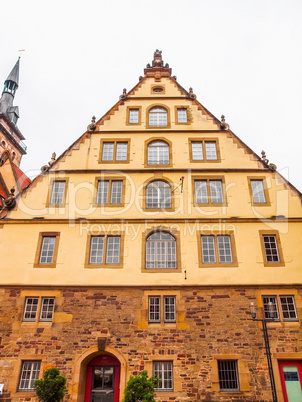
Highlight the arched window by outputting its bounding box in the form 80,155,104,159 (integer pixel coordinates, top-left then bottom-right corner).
148,140,169,165
146,232,176,269
149,107,168,127
146,181,171,209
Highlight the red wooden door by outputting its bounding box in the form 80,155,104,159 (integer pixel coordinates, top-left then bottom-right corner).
85,354,120,402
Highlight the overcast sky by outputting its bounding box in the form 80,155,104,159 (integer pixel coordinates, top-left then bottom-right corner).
1,0,302,192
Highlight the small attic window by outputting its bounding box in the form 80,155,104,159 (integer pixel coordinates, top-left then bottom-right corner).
152,86,165,94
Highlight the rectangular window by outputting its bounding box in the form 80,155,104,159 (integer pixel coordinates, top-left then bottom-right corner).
218,360,239,391
128,109,139,124
262,235,280,263
34,232,60,268
190,140,218,161
154,361,173,390
148,296,176,323
88,235,121,267
262,295,298,321
100,140,129,162
251,180,266,203
23,297,39,321
149,296,160,322
199,233,237,267
201,235,232,264
96,180,123,205
262,296,279,320
192,142,203,160
280,296,298,320
177,108,187,123
40,298,55,321
19,361,41,391
23,297,55,322
102,142,114,161
205,142,218,160
39,237,56,264
164,296,176,322
50,181,65,205
106,236,121,264
90,236,105,264
195,179,224,204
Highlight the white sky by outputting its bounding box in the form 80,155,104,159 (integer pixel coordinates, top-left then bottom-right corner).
1,0,302,192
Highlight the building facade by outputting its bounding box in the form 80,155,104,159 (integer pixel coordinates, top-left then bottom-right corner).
0,51,301,402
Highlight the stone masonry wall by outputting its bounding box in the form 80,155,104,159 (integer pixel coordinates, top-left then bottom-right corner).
0,286,301,402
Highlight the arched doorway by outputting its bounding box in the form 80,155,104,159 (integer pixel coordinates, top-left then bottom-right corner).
84,353,120,402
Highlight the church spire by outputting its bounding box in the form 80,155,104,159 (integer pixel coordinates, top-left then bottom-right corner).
2,58,20,98
0,58,20,124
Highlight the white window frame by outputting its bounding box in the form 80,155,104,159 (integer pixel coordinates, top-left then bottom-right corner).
262,235,280,263
101,141,128,162
251,180,266,203
50,181,65,205
18,361,41,391
262,295,298,321
148,296,176,323
96,180,123,205
201,235,233,264
153,361,173,391
177,108,187,123
23,297,39,321
191,141,218,161
149,296,161,322
195,179,224,204
146,180,171,209
163,296,176,323
146,232,177,269
149,107,168,127
89,235,121,266
129,108,139,124
147,141,169,165
39,237,56,264
40,298,55,321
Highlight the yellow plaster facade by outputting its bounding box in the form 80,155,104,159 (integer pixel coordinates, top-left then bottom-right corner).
0,50,301,402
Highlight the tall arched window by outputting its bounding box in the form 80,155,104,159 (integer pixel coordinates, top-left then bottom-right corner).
149,107,168,127
146,232,176,269
148,140,169,165
146,181,171,209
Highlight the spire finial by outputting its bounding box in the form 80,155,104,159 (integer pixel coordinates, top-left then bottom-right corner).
18,49,25,59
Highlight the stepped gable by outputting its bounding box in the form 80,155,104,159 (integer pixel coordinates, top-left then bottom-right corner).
17,50,302,201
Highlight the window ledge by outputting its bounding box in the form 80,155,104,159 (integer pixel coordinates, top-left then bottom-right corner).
217,391,243,395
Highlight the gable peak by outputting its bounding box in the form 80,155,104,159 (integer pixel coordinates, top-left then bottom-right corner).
144,49,172,79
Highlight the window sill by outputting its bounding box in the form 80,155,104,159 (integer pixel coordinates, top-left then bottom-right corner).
33,264,57,268
84,264,123,269
199,264,238,268
142,268,181,273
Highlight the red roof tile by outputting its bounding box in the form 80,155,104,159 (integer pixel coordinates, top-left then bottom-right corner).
14,165,31,190
0,181,6,198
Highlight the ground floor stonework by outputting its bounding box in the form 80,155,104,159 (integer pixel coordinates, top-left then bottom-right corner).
0,285,301,401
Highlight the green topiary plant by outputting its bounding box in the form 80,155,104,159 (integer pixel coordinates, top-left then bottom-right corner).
34,367,67,402
123,370,161,402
